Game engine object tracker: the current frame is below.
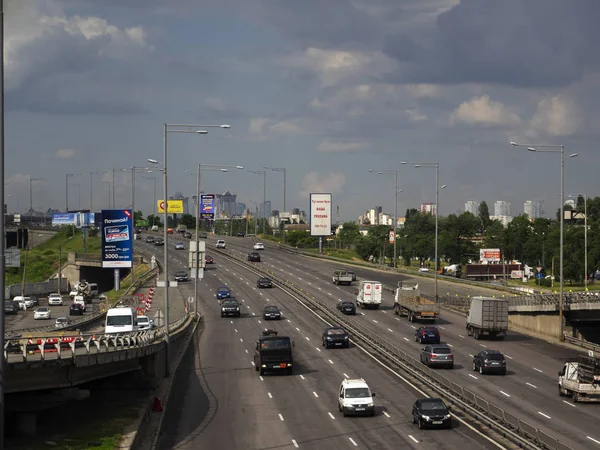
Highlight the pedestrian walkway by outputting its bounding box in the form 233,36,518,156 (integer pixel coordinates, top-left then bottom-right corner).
134,281,189,326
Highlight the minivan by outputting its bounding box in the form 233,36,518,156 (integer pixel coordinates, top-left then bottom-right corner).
88,283,99,298
105,307,137,334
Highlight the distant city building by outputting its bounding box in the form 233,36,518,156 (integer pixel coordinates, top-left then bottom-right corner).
271,209,280,217
524,200,543,220
236,202,246,216
169,192,189,215
259,201,272,219
494,201,511,217
490,215,513,227
215,191,237,217
420,203,436,215
465,201,480,215
565,199,576,209
292,208,300,215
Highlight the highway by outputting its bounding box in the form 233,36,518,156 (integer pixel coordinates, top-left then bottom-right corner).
154,234,508,449
200,235,599,449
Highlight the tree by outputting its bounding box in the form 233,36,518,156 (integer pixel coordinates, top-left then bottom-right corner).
338,222,361,246
478,201,491,233
178,214,196,228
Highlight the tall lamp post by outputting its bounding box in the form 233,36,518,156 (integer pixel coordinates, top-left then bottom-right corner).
401,162,446,301
65,173,81,211
102,181,111,208
130,166,152,286
248,170,267,235
148,122,231,377
71,184,81,210
510,142,578,341
143,176,157,223
264,166,286,213
369,169,398,267
569,193,588,287
29,177,44,212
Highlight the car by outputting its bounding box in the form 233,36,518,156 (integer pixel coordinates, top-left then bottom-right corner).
336,301,356,315
167,228,174,234
248,252,261,262
145,236,155,243
34,307,52,320
216,286,231,300
136,315,153,330
253,242,265,250
184,232,192,239
154,238,165,246
205,255,214,264
419,267,429,273
174,242,185,250
73,296,87,311
216,240,226,248
472,350,506,375
323,326,350,348
347,270,357,281
174,270,188,282
69,303,84,316
4,301,18,315
263,305,282,320
420,344,454,369
221,299,241,317
55,317,71,329
415,326,441,344
48,293,63,306
338,378,376,417
237,232,245,237
200,232,208,239
257,277,273,288
411,398,452,429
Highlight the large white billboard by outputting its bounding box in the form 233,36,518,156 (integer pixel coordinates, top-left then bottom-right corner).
480,248,501,263
309,193,332,236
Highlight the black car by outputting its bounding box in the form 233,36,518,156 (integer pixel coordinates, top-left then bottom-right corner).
322,326,350,348
154,238,164,246
415,326,441,344
200,232,208,239
184,232,192,239
412,398,452,429
336,301,356,315
257,277,273,288
221,299,241,317
69,303,84,316
145,236,155,243
205,255,214,264
263,305,281,320
174,271,188,282
4,301,18,315
237,232,245,237
248,252,261,262
473,350,506,375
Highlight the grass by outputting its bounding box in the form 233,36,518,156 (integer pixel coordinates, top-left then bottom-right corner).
96,263,151,311
305,247,364,262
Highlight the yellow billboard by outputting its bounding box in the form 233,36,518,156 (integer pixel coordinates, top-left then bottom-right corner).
157,200,183,214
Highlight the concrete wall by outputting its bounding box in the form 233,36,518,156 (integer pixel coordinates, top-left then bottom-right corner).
508,312,562,340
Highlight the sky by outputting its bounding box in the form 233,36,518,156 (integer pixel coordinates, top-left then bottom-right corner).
5,0,600,221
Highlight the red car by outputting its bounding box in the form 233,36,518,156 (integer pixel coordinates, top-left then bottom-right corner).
205,255,214,264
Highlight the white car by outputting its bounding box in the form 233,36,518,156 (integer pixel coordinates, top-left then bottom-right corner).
34,307,52,320
174,242,185,250
137,315,153,331
216,240,226,249
55,317,70,329
73,296,86,312
69,289,78,299
253,243,265,250
338,378,376,417
48,293,63,306
13,296,34,309
419,267,430,273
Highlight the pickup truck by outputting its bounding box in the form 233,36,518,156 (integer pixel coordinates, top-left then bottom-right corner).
332,270,353,285
393,282,439,322
559,355,600,402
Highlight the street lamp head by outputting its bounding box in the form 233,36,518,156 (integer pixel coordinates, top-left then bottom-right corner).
414,164,421,168
368,169,374,172
400,162,408,165
527,147,536,152
569,153,579,158
510,141,519,147
398,189,403,193
220,169,228,172
220,124,232,129
147,159,158,164
440,184,448,189
196,130,208,135
235,165,244,170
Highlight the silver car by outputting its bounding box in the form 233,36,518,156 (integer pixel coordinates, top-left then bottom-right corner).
420,344,454,369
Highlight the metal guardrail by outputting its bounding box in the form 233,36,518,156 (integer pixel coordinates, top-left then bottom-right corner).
563,336,600,353
214,246,573,450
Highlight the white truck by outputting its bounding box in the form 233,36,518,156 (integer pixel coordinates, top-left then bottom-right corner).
332,270,353,285
356,281,382,310
393,282,440,322
558,355,600,402
466,297,508,340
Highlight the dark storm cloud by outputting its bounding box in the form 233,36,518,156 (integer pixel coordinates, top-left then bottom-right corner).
383,0,600,87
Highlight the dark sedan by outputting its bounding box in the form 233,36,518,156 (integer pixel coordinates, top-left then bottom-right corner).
473,350,506,375
336,301,356,315
414,326,441,344
69,304,84,316
248,252,261,262
221,299,241,318
4,301,18,315
174,271,188,282
322,326,350,348
145,236,155,243
154,238,164,246
257,277,273,288
263,305,281,320
412,398,452,429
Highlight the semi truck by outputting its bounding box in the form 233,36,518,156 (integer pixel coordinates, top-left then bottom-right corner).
356,281,383,309
393,282,440,322
466,297,508,340
332,270,353,285
464,263,534,280
558,355,600,402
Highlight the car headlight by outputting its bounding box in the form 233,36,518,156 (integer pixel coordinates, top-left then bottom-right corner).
422,415,430,421
236,307,240,311
368,402,374,407
344,336,349,340
444,414,451,419
326,336,332,340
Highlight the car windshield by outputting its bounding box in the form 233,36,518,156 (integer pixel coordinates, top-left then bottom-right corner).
50,294,61,298
222,301,238,306
327,328,346,335
432,347,452,354
176,272,186,276
341,302,353,307
106,315,133,326
260,278,270,282
485,353,504,361
260,338,290,350
57,318,68,322
37,308,48,312
345,388,370,398
137,317,149,323
265,306,279,312
420,400,447,413
218,287,229,293
423,327,438,333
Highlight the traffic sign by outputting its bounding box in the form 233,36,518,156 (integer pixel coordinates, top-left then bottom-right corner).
152,309,165,327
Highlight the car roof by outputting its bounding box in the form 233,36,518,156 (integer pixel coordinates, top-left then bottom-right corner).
341,378,369,388
431,344,451,350
264,305,279,309
481,349,503,355
419,397,446,406
218,286,230,290
327,326,346,330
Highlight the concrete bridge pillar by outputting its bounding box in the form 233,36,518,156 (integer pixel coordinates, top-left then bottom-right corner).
141,345,167,378
15,412,36,437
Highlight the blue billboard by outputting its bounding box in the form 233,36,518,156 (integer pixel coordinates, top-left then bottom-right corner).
52,213,77,226
101,209,133,268
200,194,215,219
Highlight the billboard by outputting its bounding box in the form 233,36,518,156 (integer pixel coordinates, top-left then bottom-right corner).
309,193,332,236
480,248,501,263
157,199,183,214
101,209,133,268
200,194,215,219
52,213,77,226
389,230,395,244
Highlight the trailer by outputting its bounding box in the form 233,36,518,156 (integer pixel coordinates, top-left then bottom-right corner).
393,281,440,322
559,355,600,402
466,297,508,340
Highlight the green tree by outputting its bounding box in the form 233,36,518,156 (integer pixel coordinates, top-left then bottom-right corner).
478,201,491,233
338,222,361,247
178,214,196,228
439,212,479,263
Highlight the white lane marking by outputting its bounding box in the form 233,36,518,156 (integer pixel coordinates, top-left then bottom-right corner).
410,325,416,329
469,354,474,358
500,391,511,397
296,327,300,331
234,329,238,333
537,411,551,419
395,318,400,321
278,413,285,421
251,361,255,366
259,376,264,381
308,282,312,286
260,292,263,296
298,277,303,281
387,328,393,332
479,344,487,348
343,373,349,378
313,391,319,398
328,412,335,420
305,336,310,341
292,439,299,448
447,344,454,348
526,382,537,389
349,437,358,446
258,320,262,324
328,292,332,296
318,287,322,291
268,392,273,399
458,334,465,338
252,312,256,316
563,400,576,408
468,374,478,380
328,359,334,364
300,375,305,380
383,411,391,418
245,349,248,354
230,320,233,324
316,348,321,352
240,338,243,342
587,436,600,445
505,354,513,360
439,326,445,330
533,367,543,373
408,435,419,443
287,319,291,323
360,312,365,316
373,320,379,324
382,310,387,314
403,337,409,342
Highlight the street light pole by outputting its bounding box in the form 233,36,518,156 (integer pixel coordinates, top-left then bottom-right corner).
149,123,231,377
90,172,99,212
143,176,157,222
65,174,80,212
369,169,399,267
510,142,578,341
248,170,267,234
0,1,6,444
29,177,43,212
264,166,286,213
569,193,588,287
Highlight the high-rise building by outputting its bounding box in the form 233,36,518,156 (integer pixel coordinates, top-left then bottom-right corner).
524,200,543,219
420,203,436,215
465,201,480,215
494,201,511,217
216,191,237,217
259,201,272,218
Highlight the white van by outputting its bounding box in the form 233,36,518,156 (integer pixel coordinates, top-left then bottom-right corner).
338,378,376,417
356,281,383,310
105,307,137,334
88,283,99,298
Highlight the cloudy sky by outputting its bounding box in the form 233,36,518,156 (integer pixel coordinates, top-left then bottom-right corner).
5,0,599,220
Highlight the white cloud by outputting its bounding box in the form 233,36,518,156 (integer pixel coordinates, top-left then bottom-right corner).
248,117,270,134
407,84,440,99
405,109,428,122
248,117,312,136
269,120,307,135
530,95,582,136
55,148,76,159
300,171,346,199
6,173,30,186
317,139,369,152
451,95,521,126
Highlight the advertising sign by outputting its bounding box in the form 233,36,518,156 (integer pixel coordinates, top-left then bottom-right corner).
79,212,94,228
157,199,184,214
52,213,77,226
101,209,133,268
511,270,524,279
480,248,501,263
389,230,395,244
309,193,332,236
200,194,215,219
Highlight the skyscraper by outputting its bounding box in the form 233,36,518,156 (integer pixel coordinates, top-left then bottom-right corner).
494,201,511,217
524,200,543,219
465,201,480,215
420,203,436,215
